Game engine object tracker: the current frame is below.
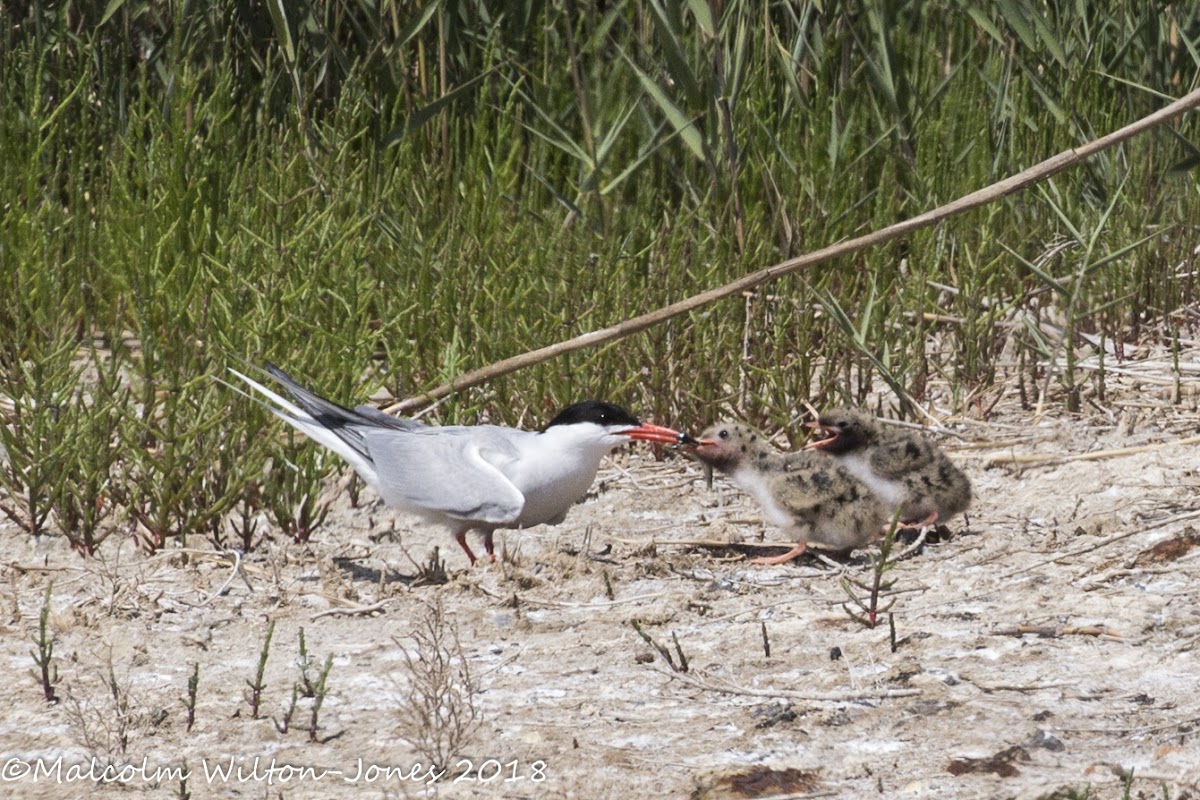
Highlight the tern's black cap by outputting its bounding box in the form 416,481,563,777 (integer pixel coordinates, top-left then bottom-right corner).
543,400,641,431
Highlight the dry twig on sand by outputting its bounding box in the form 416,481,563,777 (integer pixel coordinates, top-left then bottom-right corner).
611,537,803,557
992,623,1123,641
309,598,390,620
661,668,921,703
614,528,931,564
984,434,1200,468
999,508,1200,579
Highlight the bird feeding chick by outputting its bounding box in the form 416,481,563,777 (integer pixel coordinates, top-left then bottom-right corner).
684,421,889,564
805,408,971,529
229,363,689,566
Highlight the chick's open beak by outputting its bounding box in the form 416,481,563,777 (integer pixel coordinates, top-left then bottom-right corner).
803,423,837,450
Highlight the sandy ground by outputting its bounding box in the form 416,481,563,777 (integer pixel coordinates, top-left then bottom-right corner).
3,385,1200,800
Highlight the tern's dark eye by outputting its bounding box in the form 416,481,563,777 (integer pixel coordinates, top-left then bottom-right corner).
718,429,730,439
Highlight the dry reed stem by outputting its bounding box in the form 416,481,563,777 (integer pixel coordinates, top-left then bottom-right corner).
388,88,1200,412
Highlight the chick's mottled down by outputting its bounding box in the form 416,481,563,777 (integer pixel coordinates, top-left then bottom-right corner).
806,408,971,527
687,422,889,563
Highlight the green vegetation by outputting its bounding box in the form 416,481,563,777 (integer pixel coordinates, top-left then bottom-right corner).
842,513,902,629
30,583,59,703
1,2,1198,554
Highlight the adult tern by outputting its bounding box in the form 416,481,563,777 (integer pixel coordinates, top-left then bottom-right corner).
230,364,688,565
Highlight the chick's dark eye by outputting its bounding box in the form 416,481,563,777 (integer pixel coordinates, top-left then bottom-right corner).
718,429,729,439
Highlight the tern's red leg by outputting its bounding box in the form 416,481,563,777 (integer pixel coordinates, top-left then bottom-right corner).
483,531,497,563
751,542,808,565
454,531,479,566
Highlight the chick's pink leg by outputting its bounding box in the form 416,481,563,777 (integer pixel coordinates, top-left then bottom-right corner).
751,542,808,565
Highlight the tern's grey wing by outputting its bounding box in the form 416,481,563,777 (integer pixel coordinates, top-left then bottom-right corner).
353,405,426,432
360,426,526,525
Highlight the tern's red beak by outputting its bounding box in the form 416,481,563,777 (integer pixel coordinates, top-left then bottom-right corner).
622,423,695,446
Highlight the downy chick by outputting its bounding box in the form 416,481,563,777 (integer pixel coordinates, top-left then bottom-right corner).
806,407,971,527
686,421,889,564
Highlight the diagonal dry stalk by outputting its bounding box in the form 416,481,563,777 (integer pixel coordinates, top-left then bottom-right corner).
388,88,1200,413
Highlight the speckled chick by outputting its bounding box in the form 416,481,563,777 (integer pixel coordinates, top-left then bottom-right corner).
806,408,971,527
687,421,889,564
